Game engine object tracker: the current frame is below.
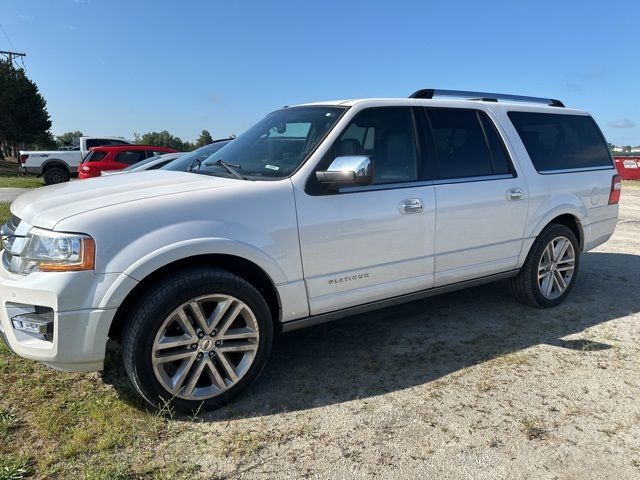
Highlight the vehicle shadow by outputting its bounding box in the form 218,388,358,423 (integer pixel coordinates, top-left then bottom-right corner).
103,251,640,419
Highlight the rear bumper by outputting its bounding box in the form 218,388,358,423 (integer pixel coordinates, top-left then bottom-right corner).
583,216,618,251
19,166,41,175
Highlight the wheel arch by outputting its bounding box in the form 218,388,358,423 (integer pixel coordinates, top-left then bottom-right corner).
107,253,282,344
41,159,71,173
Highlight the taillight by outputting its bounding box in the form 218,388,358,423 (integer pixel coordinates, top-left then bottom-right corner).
608,174,622,205
19,154,29,164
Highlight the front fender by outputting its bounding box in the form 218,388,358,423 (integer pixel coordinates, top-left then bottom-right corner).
97,237,288,310
125,237,288,284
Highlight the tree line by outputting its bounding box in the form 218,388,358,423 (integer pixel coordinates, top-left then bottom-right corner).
56,129,216,151
0,59,219,159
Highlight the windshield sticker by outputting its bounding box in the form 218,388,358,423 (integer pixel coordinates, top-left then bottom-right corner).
265,165,280,171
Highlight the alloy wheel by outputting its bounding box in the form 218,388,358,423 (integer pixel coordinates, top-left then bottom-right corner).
151,294,260,400
537,236,575,300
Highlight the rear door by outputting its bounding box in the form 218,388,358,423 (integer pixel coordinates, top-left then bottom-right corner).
424,107,529,286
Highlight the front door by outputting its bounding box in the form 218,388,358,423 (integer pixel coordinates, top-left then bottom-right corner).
294,107,436,315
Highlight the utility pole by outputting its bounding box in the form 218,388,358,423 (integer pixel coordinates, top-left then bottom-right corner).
0,50,26,65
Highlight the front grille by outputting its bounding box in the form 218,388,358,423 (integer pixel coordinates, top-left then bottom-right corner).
1,215,27,272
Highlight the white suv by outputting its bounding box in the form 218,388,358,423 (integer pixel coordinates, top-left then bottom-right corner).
0,89,620,412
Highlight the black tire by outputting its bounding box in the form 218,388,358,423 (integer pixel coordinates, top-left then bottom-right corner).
122,268,273,413
43,166,70,185
509,223,580,308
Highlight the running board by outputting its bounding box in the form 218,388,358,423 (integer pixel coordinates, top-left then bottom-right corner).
281,270,518,333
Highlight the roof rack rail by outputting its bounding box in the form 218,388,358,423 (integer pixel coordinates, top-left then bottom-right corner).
409,89,565,108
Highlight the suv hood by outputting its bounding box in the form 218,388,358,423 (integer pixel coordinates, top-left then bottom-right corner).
11,170,240,230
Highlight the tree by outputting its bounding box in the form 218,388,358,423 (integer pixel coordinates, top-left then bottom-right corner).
56,130,84,147
0,60,52,158
194,129,214,148
134,130,192,151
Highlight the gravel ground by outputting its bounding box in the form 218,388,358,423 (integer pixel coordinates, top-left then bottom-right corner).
151,186,640,480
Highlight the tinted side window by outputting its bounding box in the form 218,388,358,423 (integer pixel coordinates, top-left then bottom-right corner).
85,139,101,150
427,108,494,179
116,150,147,165
101,139,129,146
85,150,107,162
336,107,418,184
508,112,613,172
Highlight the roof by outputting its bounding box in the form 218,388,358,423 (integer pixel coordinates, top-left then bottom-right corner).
296,89,588,115
296,97,588,115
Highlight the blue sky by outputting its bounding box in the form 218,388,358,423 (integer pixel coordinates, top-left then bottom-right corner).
1,0,639,145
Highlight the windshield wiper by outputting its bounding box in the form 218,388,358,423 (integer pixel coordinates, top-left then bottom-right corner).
207,159,246,180
187,159,201,172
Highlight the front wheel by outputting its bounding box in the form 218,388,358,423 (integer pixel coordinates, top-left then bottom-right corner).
122,268,273,413
510,224,580,308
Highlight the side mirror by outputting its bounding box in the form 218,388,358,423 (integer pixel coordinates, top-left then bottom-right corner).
316,156,372,187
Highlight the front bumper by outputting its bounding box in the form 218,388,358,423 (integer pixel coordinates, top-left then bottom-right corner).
0,265,122,372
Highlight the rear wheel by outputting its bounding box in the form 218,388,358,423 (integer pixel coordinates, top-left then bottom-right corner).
122,268,273,413
510,224,579,308
43,166,70,185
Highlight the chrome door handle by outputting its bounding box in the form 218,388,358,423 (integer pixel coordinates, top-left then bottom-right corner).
399,198,424,214
507,187,524,201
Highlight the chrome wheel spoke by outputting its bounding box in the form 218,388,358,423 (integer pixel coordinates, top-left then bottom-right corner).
217,340,258,353
537,235,576,300
207,360,228,390
216,352,239,383
188,301,209,333
554,270,567,290
175,310,198,339
182,358,209,396
155,334,194,351
220,327,258,341
152,293,260,401
154,349,196,365
170,355,197,393
208,299,233,331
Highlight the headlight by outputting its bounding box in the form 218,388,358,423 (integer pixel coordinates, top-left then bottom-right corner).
19,228,95,274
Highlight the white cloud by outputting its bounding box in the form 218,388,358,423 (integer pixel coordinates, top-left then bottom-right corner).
607,119,636,129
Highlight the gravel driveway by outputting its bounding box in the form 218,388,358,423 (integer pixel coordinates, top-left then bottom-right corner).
125,188,640,479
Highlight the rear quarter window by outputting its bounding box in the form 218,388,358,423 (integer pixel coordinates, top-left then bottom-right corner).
85,150,107,162
508,112,613,172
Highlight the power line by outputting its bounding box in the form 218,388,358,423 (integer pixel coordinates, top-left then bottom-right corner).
0,22,16,50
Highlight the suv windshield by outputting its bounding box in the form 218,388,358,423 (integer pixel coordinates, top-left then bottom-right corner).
197,106,346,179
162,140,232,172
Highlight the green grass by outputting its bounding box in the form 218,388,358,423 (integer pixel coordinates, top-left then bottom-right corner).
0,341,187,478
0,160,44,188
0,204,11,224
623,180,640,188
0,177,44,188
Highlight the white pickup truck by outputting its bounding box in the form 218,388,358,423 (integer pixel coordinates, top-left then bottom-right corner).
19,136,132,184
